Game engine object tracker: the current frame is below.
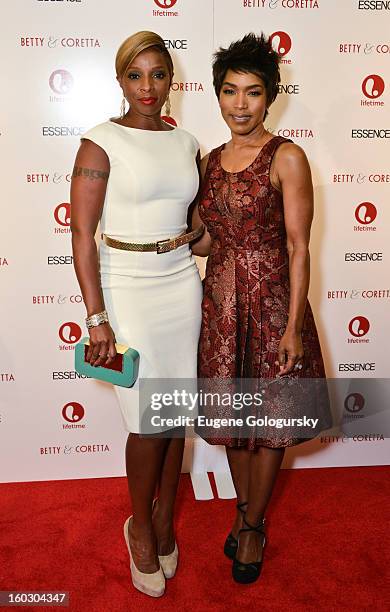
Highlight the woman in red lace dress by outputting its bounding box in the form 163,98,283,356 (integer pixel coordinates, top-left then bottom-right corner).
192,33,330,584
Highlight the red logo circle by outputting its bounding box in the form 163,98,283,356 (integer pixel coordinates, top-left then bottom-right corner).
49,69,74,95
161,115,177,127
361,74,385,99
154,0,177,8
62,402,85,423
344,393,365,413
348,316,370,338
54,203,71,227
59,322,82,344
269,31,292,57
354,202,377,225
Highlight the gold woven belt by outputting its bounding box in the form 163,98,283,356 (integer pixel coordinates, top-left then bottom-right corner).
101,224,204,254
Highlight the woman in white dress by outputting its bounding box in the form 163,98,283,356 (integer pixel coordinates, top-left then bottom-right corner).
70,31,203,598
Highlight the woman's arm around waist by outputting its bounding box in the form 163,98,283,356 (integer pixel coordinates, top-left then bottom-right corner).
191,153,212,257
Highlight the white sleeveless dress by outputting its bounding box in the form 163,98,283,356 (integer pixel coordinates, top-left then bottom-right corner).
82,120,203,433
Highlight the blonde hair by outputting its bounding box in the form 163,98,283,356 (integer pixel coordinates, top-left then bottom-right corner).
115,31,174,81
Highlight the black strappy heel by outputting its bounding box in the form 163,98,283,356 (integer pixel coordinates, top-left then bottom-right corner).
223,501,248,560
232,517,266,584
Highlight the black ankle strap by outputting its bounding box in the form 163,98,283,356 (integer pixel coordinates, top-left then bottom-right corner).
236,501,248,514
240,516,266,534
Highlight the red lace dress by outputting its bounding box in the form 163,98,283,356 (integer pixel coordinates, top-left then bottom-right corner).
197,136,330,449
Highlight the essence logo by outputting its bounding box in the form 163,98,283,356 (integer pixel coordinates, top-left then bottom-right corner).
62,401,86,430
357,1,390,10
163,39,187,50
344,252,383,262
270,31,292,63
278,83,300,95
338,362,375,372
361,74,385,107
54,203,71,234
42,126,84,137
49,69,73,95
48,255,73,265
59,322,82,350
348,316,370,343
354,202,377,232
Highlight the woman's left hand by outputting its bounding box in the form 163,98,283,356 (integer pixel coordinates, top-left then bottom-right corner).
276,330,304,376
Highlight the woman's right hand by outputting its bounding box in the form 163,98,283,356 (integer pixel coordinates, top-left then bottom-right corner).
86,322,117,367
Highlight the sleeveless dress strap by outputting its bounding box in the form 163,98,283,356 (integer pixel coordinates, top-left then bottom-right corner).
263,136,293,173
204,144,223,178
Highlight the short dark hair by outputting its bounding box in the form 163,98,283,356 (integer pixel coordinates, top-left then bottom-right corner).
212,33,280,120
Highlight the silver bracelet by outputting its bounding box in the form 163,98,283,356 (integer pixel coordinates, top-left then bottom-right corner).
85,310,109,329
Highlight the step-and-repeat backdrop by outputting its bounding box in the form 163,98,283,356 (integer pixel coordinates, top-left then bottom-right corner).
1,0,389,497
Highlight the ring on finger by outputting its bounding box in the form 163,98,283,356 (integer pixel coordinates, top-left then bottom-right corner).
294,363,303,370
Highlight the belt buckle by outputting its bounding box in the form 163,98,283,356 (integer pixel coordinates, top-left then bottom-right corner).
156,238,171,254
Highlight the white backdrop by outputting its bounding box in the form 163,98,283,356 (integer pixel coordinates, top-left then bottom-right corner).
1,0,389,498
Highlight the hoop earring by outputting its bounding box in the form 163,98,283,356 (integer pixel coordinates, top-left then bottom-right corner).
120,97,126,119
164,94,171,117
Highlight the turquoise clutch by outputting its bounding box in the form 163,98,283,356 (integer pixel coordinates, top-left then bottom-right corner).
74,337,139,387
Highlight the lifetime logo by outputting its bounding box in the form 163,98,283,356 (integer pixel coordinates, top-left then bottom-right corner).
154,0,177,7
348,316,370,344
49,69,74,95
362,74,385,98
269,31,292,61
62,402,86,430
54,203,71,234
361,74,385,108
344,393,365,413
152,0,179,15
62,402,85,423
54,203,71,226
354,202,377,233
59,322,82,349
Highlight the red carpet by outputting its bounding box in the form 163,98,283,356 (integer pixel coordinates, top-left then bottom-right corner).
0,467,389,612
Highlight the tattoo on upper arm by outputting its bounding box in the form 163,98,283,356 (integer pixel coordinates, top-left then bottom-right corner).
72,166,109,181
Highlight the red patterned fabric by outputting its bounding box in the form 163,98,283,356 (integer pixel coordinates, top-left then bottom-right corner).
197,136,330,449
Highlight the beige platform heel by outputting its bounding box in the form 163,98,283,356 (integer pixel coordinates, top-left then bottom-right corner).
152,498,179,579
158,542,178,579
123,517,165,598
